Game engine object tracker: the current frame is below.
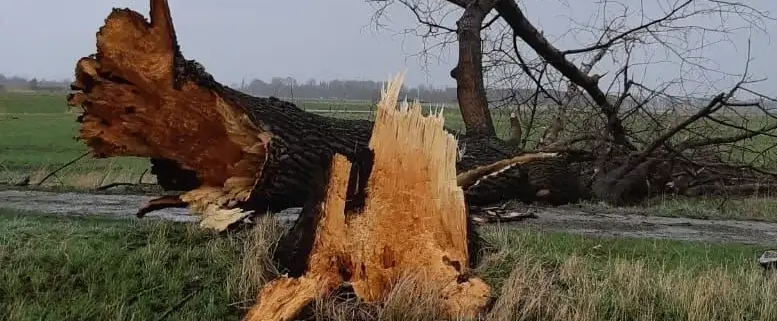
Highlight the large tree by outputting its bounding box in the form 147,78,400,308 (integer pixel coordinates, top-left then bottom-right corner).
370,0,777,204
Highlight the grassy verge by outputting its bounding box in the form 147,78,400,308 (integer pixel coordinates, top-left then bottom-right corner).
578,196,777,222
1,209,774,320
0,208,283,321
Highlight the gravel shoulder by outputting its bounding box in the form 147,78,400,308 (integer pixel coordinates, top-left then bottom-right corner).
2,189,776,246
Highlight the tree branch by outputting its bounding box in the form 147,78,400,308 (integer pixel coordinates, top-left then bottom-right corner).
446,0,636,149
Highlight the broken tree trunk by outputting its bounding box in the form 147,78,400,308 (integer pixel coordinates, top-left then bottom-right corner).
67,0,378,230
66,0,584,232
244,74,491,321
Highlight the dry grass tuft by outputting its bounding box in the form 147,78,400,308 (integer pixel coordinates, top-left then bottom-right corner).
479,228,777,321
486,255,777,321
311,288,382,321
2,162,155,189
308,272,450,321
284,227,777,321
226,215,286,308
376,273,451,321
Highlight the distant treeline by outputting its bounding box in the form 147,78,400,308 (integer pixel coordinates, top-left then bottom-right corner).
236,77,567,105
243,77,459,103
0,73,534,104
238,77,546,104
3,73,751,110
0,74,72,93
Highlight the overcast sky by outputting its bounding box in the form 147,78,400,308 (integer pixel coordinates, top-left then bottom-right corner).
2,0,776,95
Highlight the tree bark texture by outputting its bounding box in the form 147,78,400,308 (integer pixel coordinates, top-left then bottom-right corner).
454,0,499,137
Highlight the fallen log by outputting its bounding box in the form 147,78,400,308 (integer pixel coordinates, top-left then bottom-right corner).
66,0,585,233
244,74,491,321
67,0,375,229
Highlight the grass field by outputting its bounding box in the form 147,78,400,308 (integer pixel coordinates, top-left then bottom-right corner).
1,208,775,321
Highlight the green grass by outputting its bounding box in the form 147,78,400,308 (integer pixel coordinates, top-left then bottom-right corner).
481,230,777,321
483,225,764,273
578,196,777,222
291,98,379,112
0,113,148,172
0,92,148,178
0,210,249,320
0,92,69,114
1,209,774,320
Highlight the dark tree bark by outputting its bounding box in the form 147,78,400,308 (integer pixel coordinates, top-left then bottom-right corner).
453,0,500,137
443,0,633,149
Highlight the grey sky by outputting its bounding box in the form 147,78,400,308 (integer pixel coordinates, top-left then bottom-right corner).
2,0,776,95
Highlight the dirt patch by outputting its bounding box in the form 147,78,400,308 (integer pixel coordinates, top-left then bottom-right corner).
1,189,776,246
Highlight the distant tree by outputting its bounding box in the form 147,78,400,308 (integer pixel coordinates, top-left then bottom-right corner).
28,78,39,90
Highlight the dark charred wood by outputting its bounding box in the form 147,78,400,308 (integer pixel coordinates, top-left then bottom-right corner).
150,158,200,191
465,153,589,206
455,133,518,171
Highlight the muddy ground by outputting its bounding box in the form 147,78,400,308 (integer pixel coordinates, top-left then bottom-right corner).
1,189,776,247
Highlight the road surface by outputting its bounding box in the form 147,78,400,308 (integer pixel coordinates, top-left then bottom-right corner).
2,189,776,246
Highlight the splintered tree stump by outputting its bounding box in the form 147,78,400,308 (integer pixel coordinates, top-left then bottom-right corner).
66,0,584,232
244,75,491,321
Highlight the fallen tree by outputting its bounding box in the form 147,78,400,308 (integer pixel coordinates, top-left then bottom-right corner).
66,0,579,234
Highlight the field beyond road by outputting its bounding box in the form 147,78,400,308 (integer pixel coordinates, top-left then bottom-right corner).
2,208,776,321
